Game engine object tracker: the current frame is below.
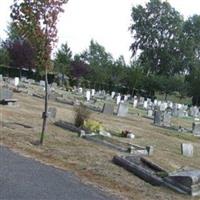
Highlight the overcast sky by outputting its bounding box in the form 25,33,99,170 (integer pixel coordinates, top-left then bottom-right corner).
0,0,200,64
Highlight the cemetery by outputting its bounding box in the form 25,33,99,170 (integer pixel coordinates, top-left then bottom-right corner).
1,0,200,199
1,76,200,200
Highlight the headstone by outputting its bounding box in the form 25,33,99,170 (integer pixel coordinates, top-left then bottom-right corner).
124,95,128,101
102,103,114,115
154,109,162,126
47,107,57,119
154,99,158,105
0,88,13,101
181,143,193,157
133,99,138,108
146,146,154,156
91,89,95,97
143,101,148,109
111,91,115,99
14,77,19,86
177,108,185,118
163,112,171,127
40,80,45,87
147,109,153,117
116,95,121,105
127,133,135,139
78,87,83,94
160,102,167,111
0,74,3,82
192,122,200,136
86,90,91,101
165,169,200,196
117,103,128,117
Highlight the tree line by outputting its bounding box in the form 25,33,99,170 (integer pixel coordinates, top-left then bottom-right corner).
0,0,200,105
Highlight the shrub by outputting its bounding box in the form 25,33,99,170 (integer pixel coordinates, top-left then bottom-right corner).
83,119,103,133
74,103,90,127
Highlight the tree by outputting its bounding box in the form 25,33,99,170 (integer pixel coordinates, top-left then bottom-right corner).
3,38,35,77
130,0,183,76
0,41,10,67
182,15,200,105
70,55,90,86
81,40,114,89
54,43,72,86
11,0,68,144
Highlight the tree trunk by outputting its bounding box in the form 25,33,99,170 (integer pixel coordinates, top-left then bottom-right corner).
164,93,168,101
40,68,48,145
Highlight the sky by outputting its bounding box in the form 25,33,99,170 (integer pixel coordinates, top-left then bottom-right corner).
0,0,200,64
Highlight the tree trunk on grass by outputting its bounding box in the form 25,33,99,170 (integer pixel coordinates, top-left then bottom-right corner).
40,68,48,145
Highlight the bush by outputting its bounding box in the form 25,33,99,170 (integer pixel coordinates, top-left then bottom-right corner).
83,119,103,133
74,103,90,127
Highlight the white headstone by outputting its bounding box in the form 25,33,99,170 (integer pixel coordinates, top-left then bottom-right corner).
143,101,148,109
181,143,193,157
124,95,128,101
111,91,115,98
133,99,138,108
91,89,95,97
0,74,3,82
116,95,121,105
86,90,91,101
78,87,83,94
14,77,19,86
40,80,45,87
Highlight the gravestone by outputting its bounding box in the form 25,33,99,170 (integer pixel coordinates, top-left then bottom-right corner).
163,112,171,127
154,109,162,125
116,95,121,105
14,77,19,86
111,91,115,99
0,74,3,82
102,103,114,115
86,90,91,101
0,88,13,101
40,80,45,87
78,87,83,94
192,122,200,136
133,99,138,108
143,101,148,109
47,107,57,119
147,109,153,117
154,99,158,105
177,108,184,118
165,169,200,196
181,143,193,157
91,89,95,97
117,103,128,117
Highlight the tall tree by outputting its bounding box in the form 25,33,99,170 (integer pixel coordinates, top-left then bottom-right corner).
3,38,35,77
54,43,72,86
81,40,113,88
11,0,68,144
130,0,183,76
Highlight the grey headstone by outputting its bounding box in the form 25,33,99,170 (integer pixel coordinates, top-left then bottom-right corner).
102,103,114,115
0,74,3,82
47,107,57,119
192,122,200,136
154,109,162,125
0,88,13,101
163,112,171,127
147,109,153,117
117,103,128,117
181,143,193,157
165,169,200,196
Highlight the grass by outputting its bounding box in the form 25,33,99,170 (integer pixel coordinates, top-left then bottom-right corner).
0,87,198,200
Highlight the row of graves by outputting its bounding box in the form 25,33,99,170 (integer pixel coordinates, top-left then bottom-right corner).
1,76,200,196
